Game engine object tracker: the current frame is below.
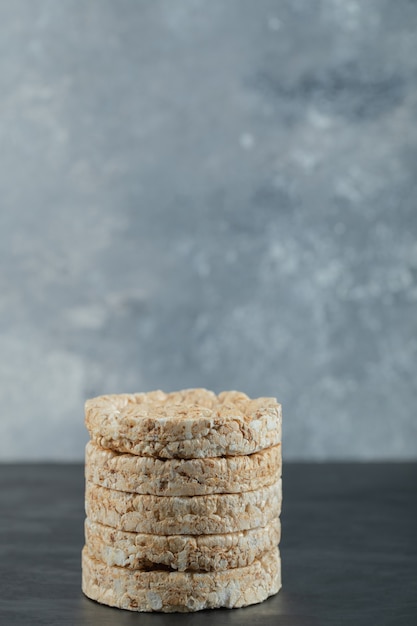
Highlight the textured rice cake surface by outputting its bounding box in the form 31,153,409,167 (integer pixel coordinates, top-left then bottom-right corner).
82,546,281,612
85,388,282,458
85,479,282,535
85,440,282,496
84,517,281,571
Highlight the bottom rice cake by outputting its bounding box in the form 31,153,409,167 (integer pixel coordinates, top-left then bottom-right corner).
82,546,281,612
85,517,281,571
85,479,282,535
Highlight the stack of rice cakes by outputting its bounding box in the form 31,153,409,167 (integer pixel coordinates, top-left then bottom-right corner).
82,388,283,613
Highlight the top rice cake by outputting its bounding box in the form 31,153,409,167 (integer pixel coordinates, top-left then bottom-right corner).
85,388,282,459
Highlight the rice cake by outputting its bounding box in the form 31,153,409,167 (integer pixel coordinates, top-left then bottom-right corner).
82,546,281,612
84,517,281,571
85,388,282,459
85,440,282,496
85,479,282,535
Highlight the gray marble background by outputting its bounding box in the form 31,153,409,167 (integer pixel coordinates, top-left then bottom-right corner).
0,0,416,461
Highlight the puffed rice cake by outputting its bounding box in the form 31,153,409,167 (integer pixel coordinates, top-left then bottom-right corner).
85,389,282,459
85,517,281,571
85,440,282,496
82,546,281,612
85,479,282,535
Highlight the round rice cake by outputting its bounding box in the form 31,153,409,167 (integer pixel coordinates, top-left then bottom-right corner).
84,517,281,571
85,388,282,459
81,546,281,612
85,440,282,496
85,479,282,535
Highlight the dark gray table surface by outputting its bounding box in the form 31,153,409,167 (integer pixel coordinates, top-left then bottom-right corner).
0,463,415,626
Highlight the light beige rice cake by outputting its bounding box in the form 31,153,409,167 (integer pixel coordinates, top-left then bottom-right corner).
85,440,282,496
85,388,282,459
84,517,281,571
82,546,281,612
85,479,282,535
